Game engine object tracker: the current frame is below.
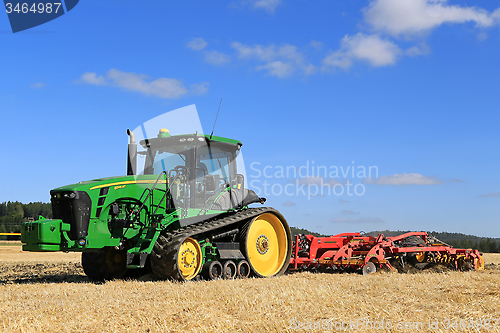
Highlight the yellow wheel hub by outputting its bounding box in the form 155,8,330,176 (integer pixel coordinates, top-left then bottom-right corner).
256,235,270,254
416,252,426,263
178,237,203,280
246,213,288,277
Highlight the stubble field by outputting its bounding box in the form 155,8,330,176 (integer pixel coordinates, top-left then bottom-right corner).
1,242,500,332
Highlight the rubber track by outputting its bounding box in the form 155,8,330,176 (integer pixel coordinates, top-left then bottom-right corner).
150,207,279,281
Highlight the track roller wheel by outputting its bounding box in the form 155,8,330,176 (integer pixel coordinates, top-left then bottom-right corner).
82,247,128,281
223,260,237,279
237,260,251,278
203,260,223,280
151,236,203,281
362,262,377,275
240,212,292,277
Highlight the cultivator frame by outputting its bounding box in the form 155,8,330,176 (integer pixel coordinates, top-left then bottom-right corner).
289,231,484,274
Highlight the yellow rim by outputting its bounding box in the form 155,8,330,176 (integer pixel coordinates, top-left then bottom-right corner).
476,256,485,270
416,252,426,263
246,213,288,277
178,237,203,280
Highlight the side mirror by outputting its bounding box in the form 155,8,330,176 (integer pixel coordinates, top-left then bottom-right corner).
204,175,217,192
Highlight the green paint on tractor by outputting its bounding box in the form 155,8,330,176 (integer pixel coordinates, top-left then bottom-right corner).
21,130,292,281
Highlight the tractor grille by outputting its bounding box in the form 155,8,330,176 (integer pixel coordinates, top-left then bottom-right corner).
50,191,92,240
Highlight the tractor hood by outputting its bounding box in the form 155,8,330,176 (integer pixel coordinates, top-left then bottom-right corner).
50,174,168,228
22,174,168,252
52,175,166,193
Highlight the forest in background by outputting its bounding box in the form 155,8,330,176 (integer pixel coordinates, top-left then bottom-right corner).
0,201,52,233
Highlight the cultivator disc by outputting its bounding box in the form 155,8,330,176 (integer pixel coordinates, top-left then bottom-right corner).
362,262,376,275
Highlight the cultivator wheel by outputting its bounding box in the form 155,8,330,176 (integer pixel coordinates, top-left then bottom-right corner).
362,262,377,275
415,252,427,263
82,247,128,281
240,212,292,278
150,235,203,281
475,256,485,270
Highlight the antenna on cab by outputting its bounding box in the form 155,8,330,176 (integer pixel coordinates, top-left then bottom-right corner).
210,97,223,139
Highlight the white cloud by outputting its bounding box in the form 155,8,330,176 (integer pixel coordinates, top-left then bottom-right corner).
30,82,47,89
364,0,496,37
310,40,324,51
256,61,295,78
405,43,431,57
330,217,386,224
204,50,231,66
493,8,500,23
363,173,443,185
252,0,282,13
232,42,300,62
323,33,401,70
341,210,359,215
186,37,208,51
190,82,209,95
231,42,316,77
319,0,500,70
479,192,500,198
217,1,500,76
106,69,188,99
76,69,207,99
78,72,107,85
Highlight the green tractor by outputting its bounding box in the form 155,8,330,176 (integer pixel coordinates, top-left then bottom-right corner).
21,129,292,281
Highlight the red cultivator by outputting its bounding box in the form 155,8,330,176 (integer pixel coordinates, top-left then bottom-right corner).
289,232,484,275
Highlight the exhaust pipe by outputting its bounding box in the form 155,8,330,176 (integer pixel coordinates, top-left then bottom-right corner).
127,129,136,144
127,129,137,175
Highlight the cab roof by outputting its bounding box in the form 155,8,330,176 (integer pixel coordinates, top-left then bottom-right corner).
140,134,242,151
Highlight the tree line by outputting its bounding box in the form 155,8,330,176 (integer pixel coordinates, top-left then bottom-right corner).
0,201,52,233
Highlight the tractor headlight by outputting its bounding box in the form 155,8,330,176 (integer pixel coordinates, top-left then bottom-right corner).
78,238,87,246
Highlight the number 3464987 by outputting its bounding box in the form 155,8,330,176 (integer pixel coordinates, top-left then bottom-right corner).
5,3,62,14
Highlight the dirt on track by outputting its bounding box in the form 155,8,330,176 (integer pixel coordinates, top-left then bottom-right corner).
1,245,500,332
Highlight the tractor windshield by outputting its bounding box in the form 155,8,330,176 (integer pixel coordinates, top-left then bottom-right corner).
197,146,235,184
152,152,186,174
142,142,191,175
143,138,237,180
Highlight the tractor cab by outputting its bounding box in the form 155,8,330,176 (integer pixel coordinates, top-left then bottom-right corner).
127,129,260,216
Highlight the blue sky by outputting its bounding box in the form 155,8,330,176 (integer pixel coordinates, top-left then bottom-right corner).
1,0,499,236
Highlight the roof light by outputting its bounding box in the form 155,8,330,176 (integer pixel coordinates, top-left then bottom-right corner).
158,128,171,138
